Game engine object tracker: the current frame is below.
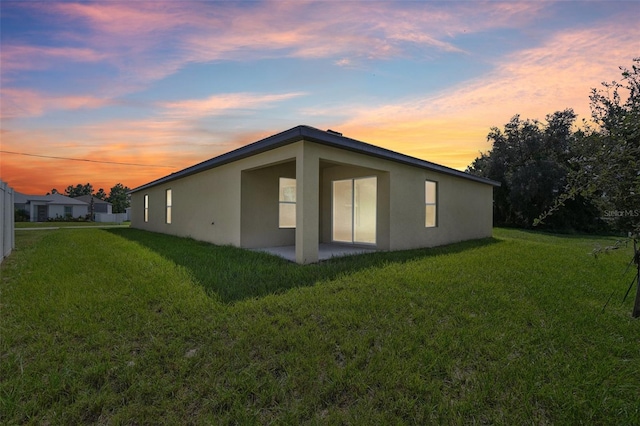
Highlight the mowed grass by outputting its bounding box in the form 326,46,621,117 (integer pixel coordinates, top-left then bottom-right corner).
1,228,638,424
15,221,129,228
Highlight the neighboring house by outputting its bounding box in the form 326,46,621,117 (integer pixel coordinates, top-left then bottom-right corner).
14,192,89,221
130,125,500,264
75,195,113,214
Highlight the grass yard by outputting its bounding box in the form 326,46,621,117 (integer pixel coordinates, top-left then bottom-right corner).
1,228,638,424
15,221,129,228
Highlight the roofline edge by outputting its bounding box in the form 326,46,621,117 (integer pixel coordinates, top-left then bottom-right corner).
129,125,500,193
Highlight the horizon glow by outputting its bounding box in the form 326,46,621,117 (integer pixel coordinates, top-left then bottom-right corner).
1,1,638,194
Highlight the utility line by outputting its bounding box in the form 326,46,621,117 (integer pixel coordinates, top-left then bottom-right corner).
0,150,177,168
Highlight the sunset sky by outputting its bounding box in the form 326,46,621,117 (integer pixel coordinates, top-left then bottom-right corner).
1,1,638,195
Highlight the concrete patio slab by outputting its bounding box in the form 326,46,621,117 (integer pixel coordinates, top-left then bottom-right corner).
252,243,376,262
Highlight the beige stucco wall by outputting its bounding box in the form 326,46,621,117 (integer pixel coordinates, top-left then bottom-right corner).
130,164,243,245
387,167,493,250
302,141,493,251
241,161,296,248
131,138,494,261
130,142,303,246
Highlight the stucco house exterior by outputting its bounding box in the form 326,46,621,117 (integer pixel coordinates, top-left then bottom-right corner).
15,192,89,222
130,125,499,264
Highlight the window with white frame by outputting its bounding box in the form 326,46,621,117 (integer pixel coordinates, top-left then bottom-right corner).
279,178,296,228
425,180,437,227
166,189,172,224
144,194,149,222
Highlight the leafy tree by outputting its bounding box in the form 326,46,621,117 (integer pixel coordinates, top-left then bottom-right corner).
538,58,640,232
467,109,595,229
46,188,59,195
65,183,93,198
94,188,107,200
107,183,131,213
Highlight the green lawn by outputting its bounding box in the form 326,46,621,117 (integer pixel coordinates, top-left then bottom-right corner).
1,228,638,424
15,221,129,228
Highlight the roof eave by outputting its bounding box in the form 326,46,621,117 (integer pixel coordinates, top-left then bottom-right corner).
129,127,305,194
129,125,500,193
298,126,500,187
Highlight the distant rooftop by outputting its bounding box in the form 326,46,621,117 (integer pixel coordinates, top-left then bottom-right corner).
15,192,89,205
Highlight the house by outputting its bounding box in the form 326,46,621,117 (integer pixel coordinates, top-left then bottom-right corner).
74,195,127,223
14,192,89,222
75,195,113,214
130,125,499,264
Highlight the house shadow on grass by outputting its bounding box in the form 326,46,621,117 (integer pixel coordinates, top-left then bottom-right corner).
107,228,502,304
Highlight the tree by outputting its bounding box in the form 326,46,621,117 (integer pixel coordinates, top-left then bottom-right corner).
47,188,59,195
584,59,640,231
108,183,131,213
538,58,640,232
94,188,107,200
65,183,93,198
467,109,595,229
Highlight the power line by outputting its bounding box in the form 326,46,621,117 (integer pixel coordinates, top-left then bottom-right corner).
0,150,177,168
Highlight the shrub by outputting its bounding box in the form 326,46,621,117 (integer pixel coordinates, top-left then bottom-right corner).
14,208,29,222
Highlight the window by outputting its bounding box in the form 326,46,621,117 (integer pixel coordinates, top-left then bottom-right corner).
64,206,72,217
144,194,149,222
166,189,172,224
279,178,296,228
425,180,437,227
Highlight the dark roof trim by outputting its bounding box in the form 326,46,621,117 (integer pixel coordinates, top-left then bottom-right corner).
130,125,500,193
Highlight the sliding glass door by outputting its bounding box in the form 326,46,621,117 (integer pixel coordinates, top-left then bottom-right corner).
332,179,353,242
332,177,376,244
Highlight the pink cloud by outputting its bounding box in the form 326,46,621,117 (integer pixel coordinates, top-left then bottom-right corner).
333,17,640,169
51,1,187,37
9,1,547,88
159,92,307,119
1,44,106,73
0,88,113,119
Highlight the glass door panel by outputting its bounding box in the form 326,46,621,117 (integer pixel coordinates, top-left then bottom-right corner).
354,177,376,244
332,179,353,242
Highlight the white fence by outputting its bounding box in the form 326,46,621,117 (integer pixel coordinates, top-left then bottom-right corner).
95,212,129,223
0,180,15,264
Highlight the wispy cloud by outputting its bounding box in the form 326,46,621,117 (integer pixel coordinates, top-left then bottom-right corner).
159,92,307,119
1,44,106,73
0,88,114,119
4,1,546,87
334,15,640,168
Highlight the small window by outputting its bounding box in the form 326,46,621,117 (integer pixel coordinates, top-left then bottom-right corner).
166,189,172,224
144,194,149,223
425,180,437,227
279,178,296,228
64,206,72,217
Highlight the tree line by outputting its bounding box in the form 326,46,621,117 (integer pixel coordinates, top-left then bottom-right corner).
48,183,131,214
467,58,639,233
